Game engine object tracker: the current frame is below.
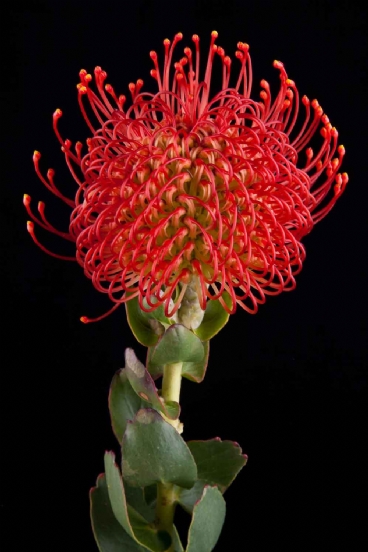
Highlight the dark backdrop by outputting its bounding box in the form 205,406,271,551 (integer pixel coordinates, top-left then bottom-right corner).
2,1,367,550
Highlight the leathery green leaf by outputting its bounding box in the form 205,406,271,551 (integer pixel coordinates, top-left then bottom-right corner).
125,296,163,347
173,526,184,552
142,297,173,326
177,438,247,513
186,486,226,552
104,452,171,552
109,369,146,443
125,348,180,420
122,409,197,489
90,474,147,552
147,341,209,384
150,325,204,366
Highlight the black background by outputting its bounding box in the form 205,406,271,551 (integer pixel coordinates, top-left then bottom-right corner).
2,0,367,550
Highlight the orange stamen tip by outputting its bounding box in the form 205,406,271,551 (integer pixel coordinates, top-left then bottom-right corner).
237,42,249,52
175,33,183,40
192,34,199,42
211,30,218,38
23,194,31,205
80,316,89,324
33,150,41,159
27,221,34,232
163,38,170,46
53,108,62,118
273,60,283,69
338,145,345,155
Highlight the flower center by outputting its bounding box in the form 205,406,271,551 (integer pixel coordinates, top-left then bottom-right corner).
82,120,265,290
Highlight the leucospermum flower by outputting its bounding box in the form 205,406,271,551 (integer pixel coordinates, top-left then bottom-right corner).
25,32,348,322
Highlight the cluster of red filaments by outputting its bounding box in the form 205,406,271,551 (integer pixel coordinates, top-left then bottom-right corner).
25,32,348,322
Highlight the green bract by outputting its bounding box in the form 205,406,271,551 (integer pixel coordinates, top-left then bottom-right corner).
193,293,233,341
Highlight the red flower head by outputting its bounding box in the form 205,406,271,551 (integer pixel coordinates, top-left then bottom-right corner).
25,32,348,322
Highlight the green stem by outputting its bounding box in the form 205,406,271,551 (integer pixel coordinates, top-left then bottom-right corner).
161,362,182,416
156,362,183,550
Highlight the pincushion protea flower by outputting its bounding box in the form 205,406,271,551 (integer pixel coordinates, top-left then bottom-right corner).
24,32,348,322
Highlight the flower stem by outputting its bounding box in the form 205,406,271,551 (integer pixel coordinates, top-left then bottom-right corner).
161,362,182,418
156,362,183,550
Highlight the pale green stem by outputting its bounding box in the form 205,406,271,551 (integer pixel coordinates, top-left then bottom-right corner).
155,362,183,551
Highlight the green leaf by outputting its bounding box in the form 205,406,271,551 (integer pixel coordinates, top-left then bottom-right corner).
126,296,163,347
142,297,173,325
109,369,146,443
90,474,148,552
181,340,209,383
104,452,171,552
144,484,157,507
188,438,247,492
177,438,247,513
122,408,197,489
150,325,204,365
125,348,180,420
186,486,226,552
175,481,206,514
147,341,209,384
193,293,232,341
173,526,184,552
124,481,155,523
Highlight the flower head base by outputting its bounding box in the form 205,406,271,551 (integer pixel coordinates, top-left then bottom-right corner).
25,32,348,321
